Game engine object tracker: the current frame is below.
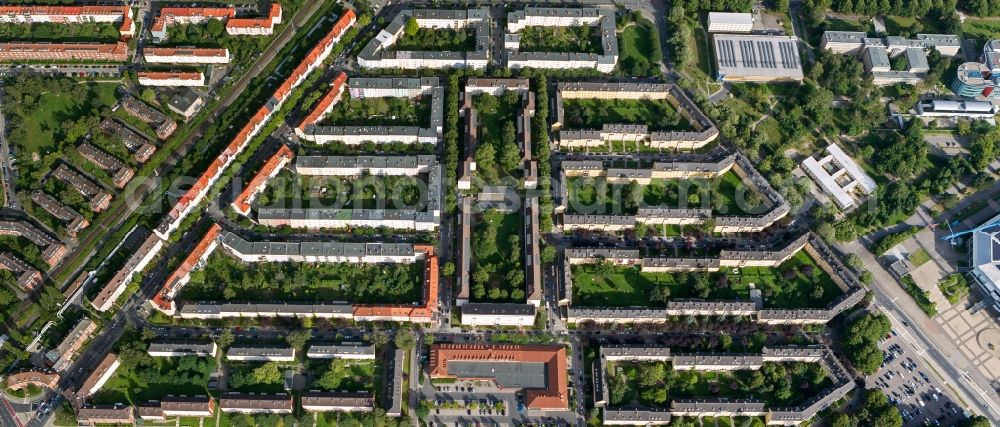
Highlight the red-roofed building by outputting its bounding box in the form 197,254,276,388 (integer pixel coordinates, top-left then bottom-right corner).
138,71,205,87
151,4,281,39
295,72,348,137
226,3,282,36
0,6,134,38
429,344,569,410
352,244,438,323
0,41,128,62
143,46,230,64
232,144,293,216
151,223,221,314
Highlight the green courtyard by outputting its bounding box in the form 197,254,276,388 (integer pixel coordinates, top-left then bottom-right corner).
471,209,527,303
566,172,766,216
571,250,843,309
258,170,426,210
311,358,380,393
180,251,424,304
517,25,603,54
395,27,477,51
0,22,120,42
562,98,693,132
90,355,215,405
606,361,831,409
471,92,527,184
320,93,432,127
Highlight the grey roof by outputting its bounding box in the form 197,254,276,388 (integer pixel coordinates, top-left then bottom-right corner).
671,353,764,368
306,344,375,358
221,231,415,259
219,393,292,411
177,302,355,317
384,349,405,416
600,345,671,360
714,34,803,80
670,398,766,413
295,155,436,172
301,391,374,410
147,341,216,355
226,346,294,359
461,303,536,316
446,360,548,389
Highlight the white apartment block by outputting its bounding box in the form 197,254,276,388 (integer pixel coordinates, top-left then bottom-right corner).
505,7,618,73
801,143,877,210
707,12,753,33
358,9,489,70
220,232,419,264
143,47,231,64
225,347,295,362
294,155,436,176
147,342,219,358
460,303,536,326
138,71,206,87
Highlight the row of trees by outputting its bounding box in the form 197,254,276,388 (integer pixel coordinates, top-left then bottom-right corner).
471,210,526,302
960,0,1000,16
830,389,903,427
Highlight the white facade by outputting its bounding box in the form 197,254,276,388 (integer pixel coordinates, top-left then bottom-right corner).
707,12,753,33
225,347,295,362
143,49,231,64
138,72,206,87
82,358,120,397
801,143,877,210
916,99,998,119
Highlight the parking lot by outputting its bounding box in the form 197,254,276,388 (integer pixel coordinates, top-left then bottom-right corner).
866,331,967,426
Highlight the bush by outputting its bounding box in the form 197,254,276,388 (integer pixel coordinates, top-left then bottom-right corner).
872,226,920,256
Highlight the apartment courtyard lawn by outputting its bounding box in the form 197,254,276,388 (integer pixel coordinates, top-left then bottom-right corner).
180,251,424,304
226,361,292,393
617,16,662,77
394,27,477,51
471,209,527,303
0,22,120,42
472,92,526,184
310,358,380,393
258,170,426,210
562,98,694,132
517,25,603,54
565,172,766,216
571,251,842,309
606,361,831,409
89,355,215,405
320,94,432,127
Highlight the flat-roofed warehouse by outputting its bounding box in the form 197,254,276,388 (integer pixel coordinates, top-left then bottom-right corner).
429,344,568,410
713,34,804,82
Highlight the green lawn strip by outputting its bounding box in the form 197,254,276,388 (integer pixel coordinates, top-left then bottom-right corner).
937,273,970,304
394,27,477,51
562,98,693,132
517,25,603,54
617,18,661,77
900,275,938,316
470,210,526,302
963,18,1000,41
607,361,830,409
225,361,292,393
571,250,841,309
908,248,932,267
0,22,119,42
180,251,423,304
258,169,425,210
320,93,432,127
472,92,524,184
566,172,764,216
89,356,214,405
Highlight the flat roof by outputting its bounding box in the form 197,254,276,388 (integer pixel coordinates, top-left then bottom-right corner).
714,34,804,81
447,360,547,388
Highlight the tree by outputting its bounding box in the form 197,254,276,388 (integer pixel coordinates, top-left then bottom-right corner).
475,143,497,173
218,329,235,349
404,17,419,37
845,254,864,271
140,88,157,105
442,262,456,277
395,328,416,350
962,416,991,427
252,362,283,384
541,245,557,264
286,330,311,351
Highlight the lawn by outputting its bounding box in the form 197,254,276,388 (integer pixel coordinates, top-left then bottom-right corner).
562,98,693,132
517,25,603,53
9,81,119,160
395,28,477,51
607,361,831,409
89,356,215,405
0,22,120,42
963,18,1000,42
908,248,932,267
572,250,842,309
472,92,525,184
225,361,291,393
565,172,767,216
311,358,379,393
618,18,661,77
258,170,426,210
321,93,432,127
180,251,424,304
471,209,526,303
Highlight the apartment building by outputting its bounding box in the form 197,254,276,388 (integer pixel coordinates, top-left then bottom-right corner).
91,233,162,312
306,344,376,360
138,71,206,87
151,4,281,40
219,393,293,414
0,252,42,293
168,90,205,121
52,163,112,212
231,144,294,216
299,77,444,145
553,81,718,150
460,303,536,326
0,5,135,37
151,223,221,314
384,349,405,416
220,232,418,264
30,191,88,236
0,42,128,61
0,220,66,267
138,396,215,420
77,143,134,188
301,392,375,412
143,46,231,64
295,72,348,137
226,346,295,362
119,95,177,139
79,352,119,398
713,34,803,82
99,119,156,163
147,341,218,358
76,405,134,427
505,7,618,72
358,9,489,70
294,154,436,176
801,143,878,210
5,369,58,391
45,318,97,371
152,10,356,241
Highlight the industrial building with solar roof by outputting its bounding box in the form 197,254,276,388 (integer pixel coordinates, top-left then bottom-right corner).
712,34,804,82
